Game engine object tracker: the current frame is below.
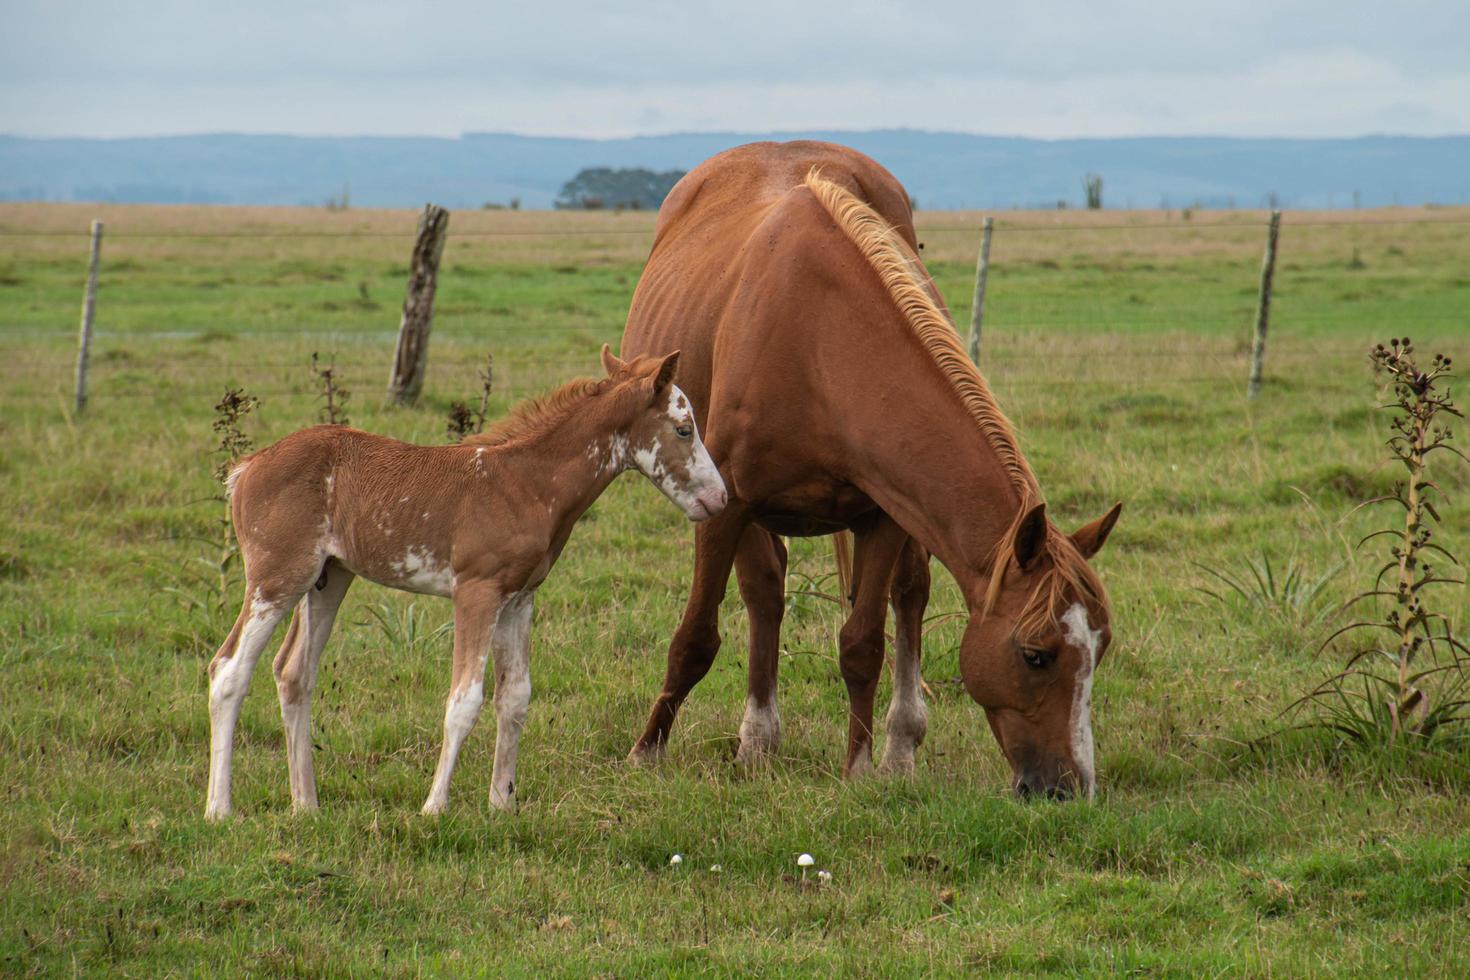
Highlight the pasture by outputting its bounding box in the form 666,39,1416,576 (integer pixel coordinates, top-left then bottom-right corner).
3,200,1469,975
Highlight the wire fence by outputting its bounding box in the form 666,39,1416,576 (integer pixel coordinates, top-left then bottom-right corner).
1,206,1465,410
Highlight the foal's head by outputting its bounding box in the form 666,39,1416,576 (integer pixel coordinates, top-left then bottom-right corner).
960,501,1121,801
602,345,727,521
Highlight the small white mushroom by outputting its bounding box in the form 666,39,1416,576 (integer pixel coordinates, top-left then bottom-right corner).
817,869,832,883
797,853,814,868
669,853,683,867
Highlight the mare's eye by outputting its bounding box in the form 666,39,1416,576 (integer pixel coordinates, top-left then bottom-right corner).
1021,647,1053,670
675,425,693,439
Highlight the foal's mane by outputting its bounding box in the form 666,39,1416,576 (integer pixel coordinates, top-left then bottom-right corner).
802,169,1107,632
463,376,612,448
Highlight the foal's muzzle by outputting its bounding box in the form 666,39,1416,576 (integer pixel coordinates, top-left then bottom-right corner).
688,486,728,521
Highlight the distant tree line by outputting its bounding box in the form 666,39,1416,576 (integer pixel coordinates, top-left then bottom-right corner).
555,167,685,211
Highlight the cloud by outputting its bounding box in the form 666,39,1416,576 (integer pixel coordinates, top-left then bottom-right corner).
2,1,1467,137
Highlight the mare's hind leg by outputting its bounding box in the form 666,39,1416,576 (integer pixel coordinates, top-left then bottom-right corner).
734,527,788,765
273,560,355,812
838,515,908,777
206,583,301,820
880,538,931,774
630,504,748,765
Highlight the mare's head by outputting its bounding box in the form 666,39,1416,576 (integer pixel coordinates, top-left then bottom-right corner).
602,344,727,521
960,501,1121,801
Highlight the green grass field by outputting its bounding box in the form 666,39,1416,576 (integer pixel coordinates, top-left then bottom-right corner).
2,202,1469,975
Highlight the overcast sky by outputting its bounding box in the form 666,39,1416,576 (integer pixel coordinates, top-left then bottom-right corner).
3,1,1467,140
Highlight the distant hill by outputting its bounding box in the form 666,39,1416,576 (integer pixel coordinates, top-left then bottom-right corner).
1,130,1466,210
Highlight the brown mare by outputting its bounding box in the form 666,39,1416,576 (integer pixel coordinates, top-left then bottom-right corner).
621,141,1122,799
204,350,726,820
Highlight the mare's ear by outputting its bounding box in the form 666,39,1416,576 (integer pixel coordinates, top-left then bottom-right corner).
1071,502,1122,559
1013,502,1049,572
648,350,680,398
601,343,626,376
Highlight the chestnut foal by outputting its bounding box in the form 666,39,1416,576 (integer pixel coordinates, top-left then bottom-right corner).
204,348,725,820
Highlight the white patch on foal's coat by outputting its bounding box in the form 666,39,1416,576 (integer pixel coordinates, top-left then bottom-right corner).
1061,602,1101,799
391,545,455,597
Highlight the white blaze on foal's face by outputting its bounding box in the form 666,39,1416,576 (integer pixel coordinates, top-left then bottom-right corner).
1060,601,1102,799
629,383,726,521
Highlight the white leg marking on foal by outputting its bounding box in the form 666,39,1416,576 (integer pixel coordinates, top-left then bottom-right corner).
1061,602,1101,799
489,591,535,810
422,672,486,815
206,594,284,820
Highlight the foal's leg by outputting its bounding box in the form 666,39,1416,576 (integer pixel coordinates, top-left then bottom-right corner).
880,538,931,774
205,585,298,820
273,561,355,812
630,504,748,765
838,516,908,778
422,579,502,815
734,527,788,765
488,590,535,810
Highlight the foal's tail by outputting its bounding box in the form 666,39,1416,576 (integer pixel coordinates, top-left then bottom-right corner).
223,458,252,501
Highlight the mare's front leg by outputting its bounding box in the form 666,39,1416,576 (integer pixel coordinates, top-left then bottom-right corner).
838,515,908,778
488,590,535,810
734,526,788,765
879,537,930,774
422,579,502,815
629,503,748,765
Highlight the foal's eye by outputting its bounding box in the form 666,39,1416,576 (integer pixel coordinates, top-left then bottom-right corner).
1021,647,1053,670
675,425,693,439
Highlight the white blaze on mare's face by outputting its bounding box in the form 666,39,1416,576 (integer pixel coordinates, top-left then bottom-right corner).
1060,601,1102,799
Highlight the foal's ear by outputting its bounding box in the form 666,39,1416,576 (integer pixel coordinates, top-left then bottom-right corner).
1012,501,1049,572
649,350,680,397
601,343,626,376
1071,502,1122,559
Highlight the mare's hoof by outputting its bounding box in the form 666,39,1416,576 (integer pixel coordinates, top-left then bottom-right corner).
627,742,665,767
733,738,778,768
842,751,875,779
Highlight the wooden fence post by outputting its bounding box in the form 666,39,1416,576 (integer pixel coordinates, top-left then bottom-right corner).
1247,210,1282,399
73,219,103,415
387,204,451,405
968,216,993,365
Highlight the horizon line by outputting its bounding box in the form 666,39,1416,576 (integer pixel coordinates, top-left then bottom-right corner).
4,127,1468,144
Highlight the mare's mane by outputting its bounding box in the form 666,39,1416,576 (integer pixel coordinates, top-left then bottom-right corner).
801,169,1107,633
